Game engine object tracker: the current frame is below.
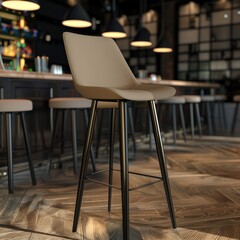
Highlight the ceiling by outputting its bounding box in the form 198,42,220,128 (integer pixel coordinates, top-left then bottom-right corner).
46,0,169,20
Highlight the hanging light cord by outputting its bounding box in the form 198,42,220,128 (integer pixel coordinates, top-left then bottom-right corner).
159,0,164,41
112,0,116,18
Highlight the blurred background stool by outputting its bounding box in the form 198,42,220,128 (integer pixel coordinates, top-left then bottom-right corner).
158,96,187,144
183,95,202,139
95,102,136,158
213,94,227,132
230,95,240,135
48,97,96,174
0,99,36,193
200,95,214,135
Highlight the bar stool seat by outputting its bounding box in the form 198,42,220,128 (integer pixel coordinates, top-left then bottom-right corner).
49,97,92,109
0,99,36,193
184,95,201,103
214,94,227,101
159,96,187,143
200,95,214,102
183,95,202,139
0,99,32,112
160,96,185,104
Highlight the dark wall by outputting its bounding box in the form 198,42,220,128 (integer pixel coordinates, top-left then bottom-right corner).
32,0,178,74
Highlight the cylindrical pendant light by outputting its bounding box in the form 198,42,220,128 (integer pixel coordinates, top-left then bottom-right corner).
102,0,127,39
130,0,152,47
62,3,92,28
2,0,40,11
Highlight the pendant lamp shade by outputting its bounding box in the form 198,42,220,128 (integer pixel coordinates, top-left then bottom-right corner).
102,15,127,39
1,0,40,11
131,27,152,47
153,37,173,53
62,4,92,28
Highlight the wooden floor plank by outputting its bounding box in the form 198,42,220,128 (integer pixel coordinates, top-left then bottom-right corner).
0,135,240,239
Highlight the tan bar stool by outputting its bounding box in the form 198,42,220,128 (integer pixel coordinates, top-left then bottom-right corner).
95,102,136,158
231,95,240,135
183,95,202,139
200,95,214,135
0,99,36,193
48,97,96,174
63,32,176,239
159,96,187,144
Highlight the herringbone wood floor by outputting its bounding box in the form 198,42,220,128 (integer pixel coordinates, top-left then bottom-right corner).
0,135,240,239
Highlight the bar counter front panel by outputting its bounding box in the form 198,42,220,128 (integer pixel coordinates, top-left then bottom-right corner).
0,70,222,164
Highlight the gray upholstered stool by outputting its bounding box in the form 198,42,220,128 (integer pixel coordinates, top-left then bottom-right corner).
231,95,240,135
200,95,214,135
159,96,187,144
0,99,36,193
49,97,96,174
183,95,202,139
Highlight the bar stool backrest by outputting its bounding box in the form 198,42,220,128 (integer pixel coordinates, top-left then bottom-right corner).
63,32,138,98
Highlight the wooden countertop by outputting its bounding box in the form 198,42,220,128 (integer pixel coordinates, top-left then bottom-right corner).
0,70,72,81
139,78,221,88
0,70,221,88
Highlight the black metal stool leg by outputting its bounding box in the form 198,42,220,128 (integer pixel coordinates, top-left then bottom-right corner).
195,103,202,137
108,108,116,212
148,100,177,229
172,104,177,144
71,109,78,175
189,103,195,139
83,109,96,172
95,109,104,158
119,101,129,240
231,103,239,135
179,104,187,141
6,113,13,194
72,100,98,232
21,112,36,186
206,102,213,135
48,110,59,172
128,107,137,152
61,110,67,154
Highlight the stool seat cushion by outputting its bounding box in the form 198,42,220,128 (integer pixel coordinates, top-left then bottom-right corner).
49,97,92,109
200,95,214,102
214,95,227,101
97,101,118,108
159,96,185,104
183,95,201,103
233,95,240,102
0,99,32,112
49,97,119,109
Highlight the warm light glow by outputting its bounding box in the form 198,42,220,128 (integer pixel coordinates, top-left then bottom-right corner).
102,31,127,39
2,1,40,11
62,19,92,28
153,47,173,53
20,38,25,44
19,17,25,28
131,41,152,47
20,58,25,71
